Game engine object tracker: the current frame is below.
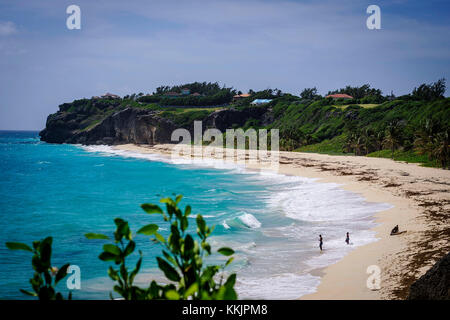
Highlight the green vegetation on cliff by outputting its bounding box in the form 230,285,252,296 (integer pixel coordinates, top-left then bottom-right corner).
46,79,449,168
137,81,236,106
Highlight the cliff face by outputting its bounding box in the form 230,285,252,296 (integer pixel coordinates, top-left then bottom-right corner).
40,105,272,145
408,252,450,300
40,108,177,145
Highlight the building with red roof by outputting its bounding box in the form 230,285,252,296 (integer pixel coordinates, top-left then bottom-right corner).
325,93,354,99
232,93,252,102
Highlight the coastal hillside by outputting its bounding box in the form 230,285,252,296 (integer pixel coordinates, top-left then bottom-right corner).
40,80,449,168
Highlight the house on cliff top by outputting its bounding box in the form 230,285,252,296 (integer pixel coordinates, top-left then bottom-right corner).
101,92,121,99
232,93,252,102
325,93,354,100
251,99,272,105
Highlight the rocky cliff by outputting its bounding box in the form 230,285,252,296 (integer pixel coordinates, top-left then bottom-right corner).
39,103,272,145
408,252,450,300
40,108,177,145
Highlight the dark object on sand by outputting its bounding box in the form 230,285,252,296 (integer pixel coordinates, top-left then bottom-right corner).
390,225,399,235
408,252,450,300
390,225,407,236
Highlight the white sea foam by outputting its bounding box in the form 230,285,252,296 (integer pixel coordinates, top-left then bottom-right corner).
80,144,254,175
238,213,262,228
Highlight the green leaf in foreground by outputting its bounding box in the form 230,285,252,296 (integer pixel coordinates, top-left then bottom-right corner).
20,289,37,297
85,233,109,240
157,257,181,282
165,290,180,300
6,242,33,252
137,224,159,235
141,204,163,214
184,283,198,298
99,252,117,262
218,247,234,256
103,244,121,255
55,263,70,284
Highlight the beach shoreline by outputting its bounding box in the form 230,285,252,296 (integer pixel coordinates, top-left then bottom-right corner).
113,143,450,300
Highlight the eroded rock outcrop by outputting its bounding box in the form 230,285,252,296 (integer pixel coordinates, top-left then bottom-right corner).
40,105,272,145
40,108,177,145
204,106,271,131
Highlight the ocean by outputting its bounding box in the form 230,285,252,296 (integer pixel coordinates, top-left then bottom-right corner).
0,130,391,299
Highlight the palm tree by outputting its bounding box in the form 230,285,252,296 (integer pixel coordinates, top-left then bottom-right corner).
352,135,365,156
343,133,355,153
414,119,438,159
304,134,315,146
383,120,403,159
432,129,449,169
362,128,375,155
374,130,385,151
281,126,305,151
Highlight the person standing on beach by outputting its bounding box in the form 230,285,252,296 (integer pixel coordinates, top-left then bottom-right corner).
319,235,323,251
345,232,350,245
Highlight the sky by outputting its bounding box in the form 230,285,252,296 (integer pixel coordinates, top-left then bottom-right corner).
0,0,449,130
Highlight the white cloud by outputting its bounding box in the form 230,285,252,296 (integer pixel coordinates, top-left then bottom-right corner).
0,21,18,36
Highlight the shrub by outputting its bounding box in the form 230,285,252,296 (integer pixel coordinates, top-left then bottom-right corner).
6,237,71,300
7,195,237,300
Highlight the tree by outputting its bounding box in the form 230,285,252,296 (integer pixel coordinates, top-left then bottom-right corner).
383,120,403,158
414,119,449,168
414,119,439,159
352,135,365,156
327,84,383,100
343,133,356,153
361,128,375,155
432,129,449,169
374,130,385,151
300,87,319,100
280,126,305,151
412,78,446,101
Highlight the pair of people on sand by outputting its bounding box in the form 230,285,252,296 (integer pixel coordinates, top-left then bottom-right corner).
319,232,350,251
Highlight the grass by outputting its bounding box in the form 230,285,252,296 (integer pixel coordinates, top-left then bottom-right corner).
172,107,224,113
332,104,380,109
134,103,161,110
159,109,215,127
295,134,347,155
367,149,439,167
295,135,440,168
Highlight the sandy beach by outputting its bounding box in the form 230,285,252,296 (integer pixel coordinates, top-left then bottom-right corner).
114,143,450,300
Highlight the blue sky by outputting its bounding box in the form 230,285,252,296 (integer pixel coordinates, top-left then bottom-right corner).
0,0,449,130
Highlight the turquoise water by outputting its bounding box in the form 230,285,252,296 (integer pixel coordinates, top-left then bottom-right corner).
0,131,391,299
